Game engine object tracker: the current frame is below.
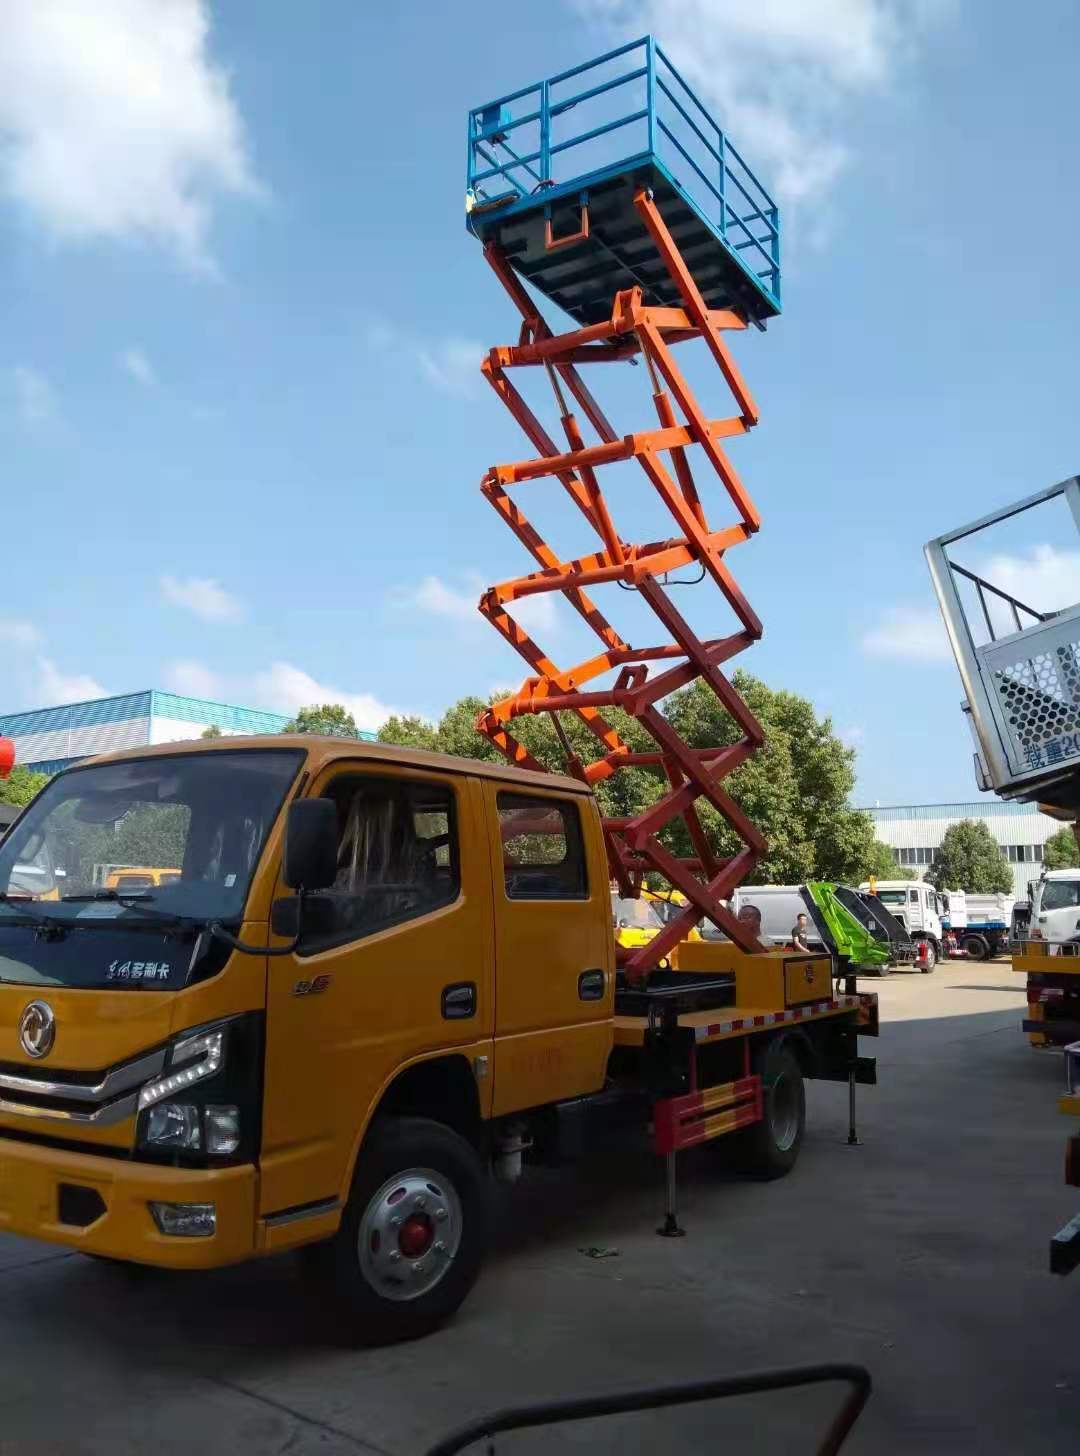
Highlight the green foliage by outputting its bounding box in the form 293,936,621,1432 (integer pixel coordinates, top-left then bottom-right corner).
200,723,223,739
1042,825,1080,871
925,820,1013,894
864,838,915,882
0,765,51,808
376,671,889,887
283,703,361,738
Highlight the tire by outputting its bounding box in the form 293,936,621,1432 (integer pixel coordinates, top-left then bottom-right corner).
963,935,988,962
921,941,937,973
301,1116,486,1344
734,1040,806,1180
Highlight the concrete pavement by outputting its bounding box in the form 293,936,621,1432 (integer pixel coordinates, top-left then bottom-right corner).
0,959,1076,1454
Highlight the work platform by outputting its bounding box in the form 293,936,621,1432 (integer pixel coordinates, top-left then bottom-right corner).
466,37,780,327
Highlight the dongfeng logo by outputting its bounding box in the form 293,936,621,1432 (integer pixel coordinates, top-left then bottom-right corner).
19,1000,56,1060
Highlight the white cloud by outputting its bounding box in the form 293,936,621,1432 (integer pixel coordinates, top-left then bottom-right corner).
417,338,484,397
11,365,56,427
163,658,221,699
978,545,1080,624
161,574,244,623
36,656,107,705
860,605,951,662
120,346,157,387
367,319,484,398
162,658,396,734
0,0,260,269
250,662,394,734
575,0,947,207
395,573,559,636
0,619,39,650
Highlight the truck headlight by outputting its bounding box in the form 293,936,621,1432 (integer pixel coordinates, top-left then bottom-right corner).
137,1024,226,1111
145,1102,202,1150
204,1105,241,1155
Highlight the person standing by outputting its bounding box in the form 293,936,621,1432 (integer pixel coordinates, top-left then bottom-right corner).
791,911,812,952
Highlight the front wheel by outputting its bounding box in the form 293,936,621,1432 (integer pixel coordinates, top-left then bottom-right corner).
301,1116,486,1344
921,941,937,973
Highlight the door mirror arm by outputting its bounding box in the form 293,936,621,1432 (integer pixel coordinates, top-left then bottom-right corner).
209,889,307,957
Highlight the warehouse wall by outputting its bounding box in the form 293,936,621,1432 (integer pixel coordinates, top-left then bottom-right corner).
863,801,1061,901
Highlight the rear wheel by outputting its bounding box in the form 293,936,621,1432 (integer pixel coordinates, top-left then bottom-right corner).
733,1040,805,1179
301,1116,486,1344
963,934,988,961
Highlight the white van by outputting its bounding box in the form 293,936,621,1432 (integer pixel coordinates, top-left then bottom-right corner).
859,880,944,969
1030,869,1080,947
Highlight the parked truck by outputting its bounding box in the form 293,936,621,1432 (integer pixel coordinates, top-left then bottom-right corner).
858,880,943,969
939,889,1014,960
926,475,1080,1268
0,737,878,1340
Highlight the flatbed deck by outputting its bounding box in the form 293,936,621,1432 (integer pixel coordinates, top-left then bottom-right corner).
614,992,869,1047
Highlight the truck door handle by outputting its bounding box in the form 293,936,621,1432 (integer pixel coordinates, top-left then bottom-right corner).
578,969,605,1001
442,982,476,1020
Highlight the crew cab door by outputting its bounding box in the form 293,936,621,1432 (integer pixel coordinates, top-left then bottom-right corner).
483,784,613,1117
260,764,494,1219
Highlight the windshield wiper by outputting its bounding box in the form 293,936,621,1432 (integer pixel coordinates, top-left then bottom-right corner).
60,890,200,931
62,889,157,904
0,894,52,923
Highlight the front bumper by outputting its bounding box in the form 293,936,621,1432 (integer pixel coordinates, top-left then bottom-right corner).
0,1135,257,1268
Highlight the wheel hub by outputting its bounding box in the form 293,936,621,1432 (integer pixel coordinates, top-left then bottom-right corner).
358,1167,462,1303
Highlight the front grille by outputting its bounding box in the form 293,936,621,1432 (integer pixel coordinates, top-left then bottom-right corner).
0,1047,165,1127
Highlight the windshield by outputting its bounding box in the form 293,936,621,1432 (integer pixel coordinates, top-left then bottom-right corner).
612,896,665,931
0,748,303,929
876,890,907,906
1040,879,1080,912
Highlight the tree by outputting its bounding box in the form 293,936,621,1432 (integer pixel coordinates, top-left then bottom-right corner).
0,765,50,808
863,838,915,883
377,671,891,886
283,703,360,737
1043,825,1080,871
925,820,1013,894
200,724,223,739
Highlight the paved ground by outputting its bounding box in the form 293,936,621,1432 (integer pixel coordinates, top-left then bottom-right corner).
1,959,1077,1454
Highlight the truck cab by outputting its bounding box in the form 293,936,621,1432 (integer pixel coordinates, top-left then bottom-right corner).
859,880,943,969
1030,869,1080,947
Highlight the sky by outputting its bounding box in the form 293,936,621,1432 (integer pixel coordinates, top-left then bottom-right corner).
2,0,1080,806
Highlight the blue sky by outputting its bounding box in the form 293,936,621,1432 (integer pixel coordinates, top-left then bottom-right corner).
2,0,1080,805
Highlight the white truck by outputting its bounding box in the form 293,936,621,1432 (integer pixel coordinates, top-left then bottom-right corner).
1028,869,1080,949
940,889,1015,960
859,880,944,970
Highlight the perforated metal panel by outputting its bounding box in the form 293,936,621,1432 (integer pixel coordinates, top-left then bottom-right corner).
981,610,1080,777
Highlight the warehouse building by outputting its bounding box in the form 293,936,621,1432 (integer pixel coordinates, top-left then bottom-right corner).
863,800,1063,902
0,689,374,776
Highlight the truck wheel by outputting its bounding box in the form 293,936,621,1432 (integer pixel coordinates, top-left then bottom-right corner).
963,935,988,962
735,1040,805,1180
302,1116,486,1343
921,941,937,973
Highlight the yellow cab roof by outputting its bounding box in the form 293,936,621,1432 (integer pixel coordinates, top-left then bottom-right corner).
71,734,593,797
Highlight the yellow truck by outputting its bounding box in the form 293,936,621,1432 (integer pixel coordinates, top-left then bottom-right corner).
0,736,876,1340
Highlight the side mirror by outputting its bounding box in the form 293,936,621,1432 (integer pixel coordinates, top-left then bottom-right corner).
283,798,338,891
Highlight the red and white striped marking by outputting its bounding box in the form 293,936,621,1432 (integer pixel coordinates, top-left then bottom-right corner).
693,994,864,1042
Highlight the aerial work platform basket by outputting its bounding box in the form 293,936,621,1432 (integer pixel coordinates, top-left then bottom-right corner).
926,477,1080,811
466,36,780,328
465,38,781,972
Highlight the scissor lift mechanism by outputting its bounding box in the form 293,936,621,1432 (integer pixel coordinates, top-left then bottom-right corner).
467,38,781,975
